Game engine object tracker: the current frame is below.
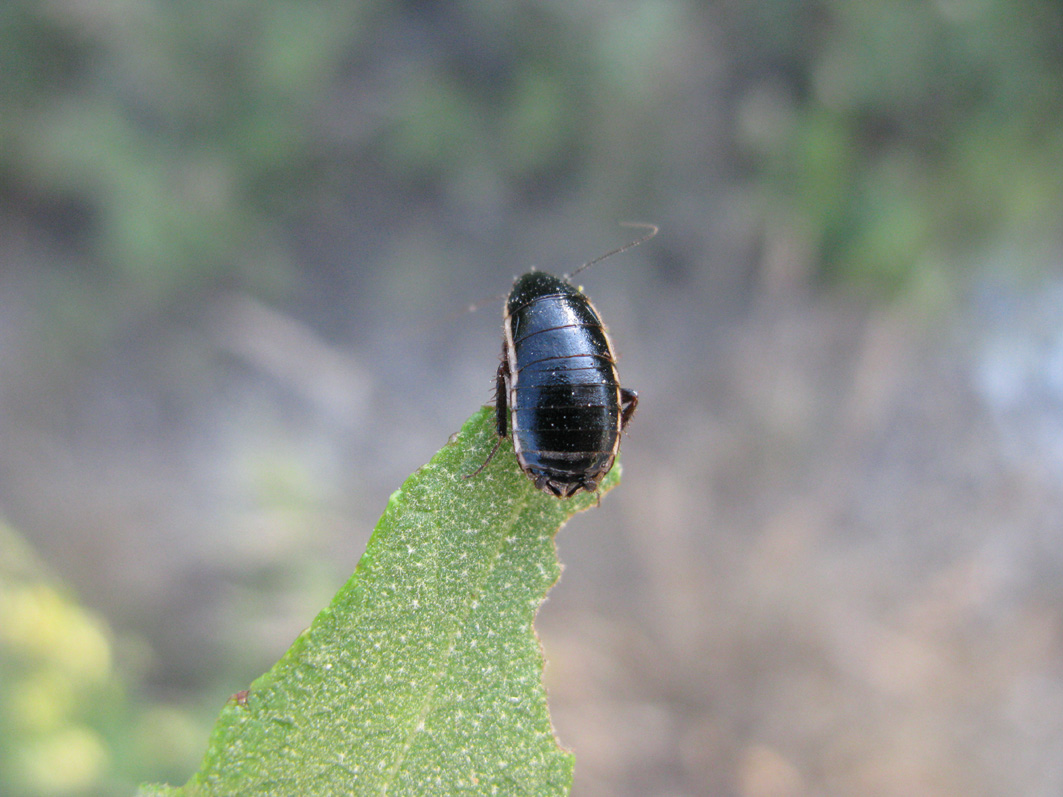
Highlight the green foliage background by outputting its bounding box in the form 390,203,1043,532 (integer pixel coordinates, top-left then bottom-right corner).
4,1,1060,314
0,521,198,795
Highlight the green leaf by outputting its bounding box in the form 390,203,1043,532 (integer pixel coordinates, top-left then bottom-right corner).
149,406,619,796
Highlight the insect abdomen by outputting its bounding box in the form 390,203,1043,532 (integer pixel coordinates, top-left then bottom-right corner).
505,272,621,496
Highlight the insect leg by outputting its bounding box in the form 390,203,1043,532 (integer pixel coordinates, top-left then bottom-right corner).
494,359,509,438
465,360,509,480
620,387,639,431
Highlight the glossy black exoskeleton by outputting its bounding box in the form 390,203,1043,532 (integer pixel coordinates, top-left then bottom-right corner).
470,224,657,497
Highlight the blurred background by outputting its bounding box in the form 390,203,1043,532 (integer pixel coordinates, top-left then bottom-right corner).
2,1,1063,794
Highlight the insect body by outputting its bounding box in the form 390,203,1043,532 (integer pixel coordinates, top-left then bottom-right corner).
498,272,637,496
470,224,656,497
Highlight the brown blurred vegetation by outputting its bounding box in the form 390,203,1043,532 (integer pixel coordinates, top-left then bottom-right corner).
2,1,1063,794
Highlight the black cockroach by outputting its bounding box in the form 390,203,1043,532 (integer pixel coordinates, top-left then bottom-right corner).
468,223,658,497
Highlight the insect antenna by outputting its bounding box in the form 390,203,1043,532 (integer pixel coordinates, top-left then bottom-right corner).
460,289,508,317
564,222,659,281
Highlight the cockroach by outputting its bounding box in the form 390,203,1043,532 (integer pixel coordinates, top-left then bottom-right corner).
469,223,657,497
